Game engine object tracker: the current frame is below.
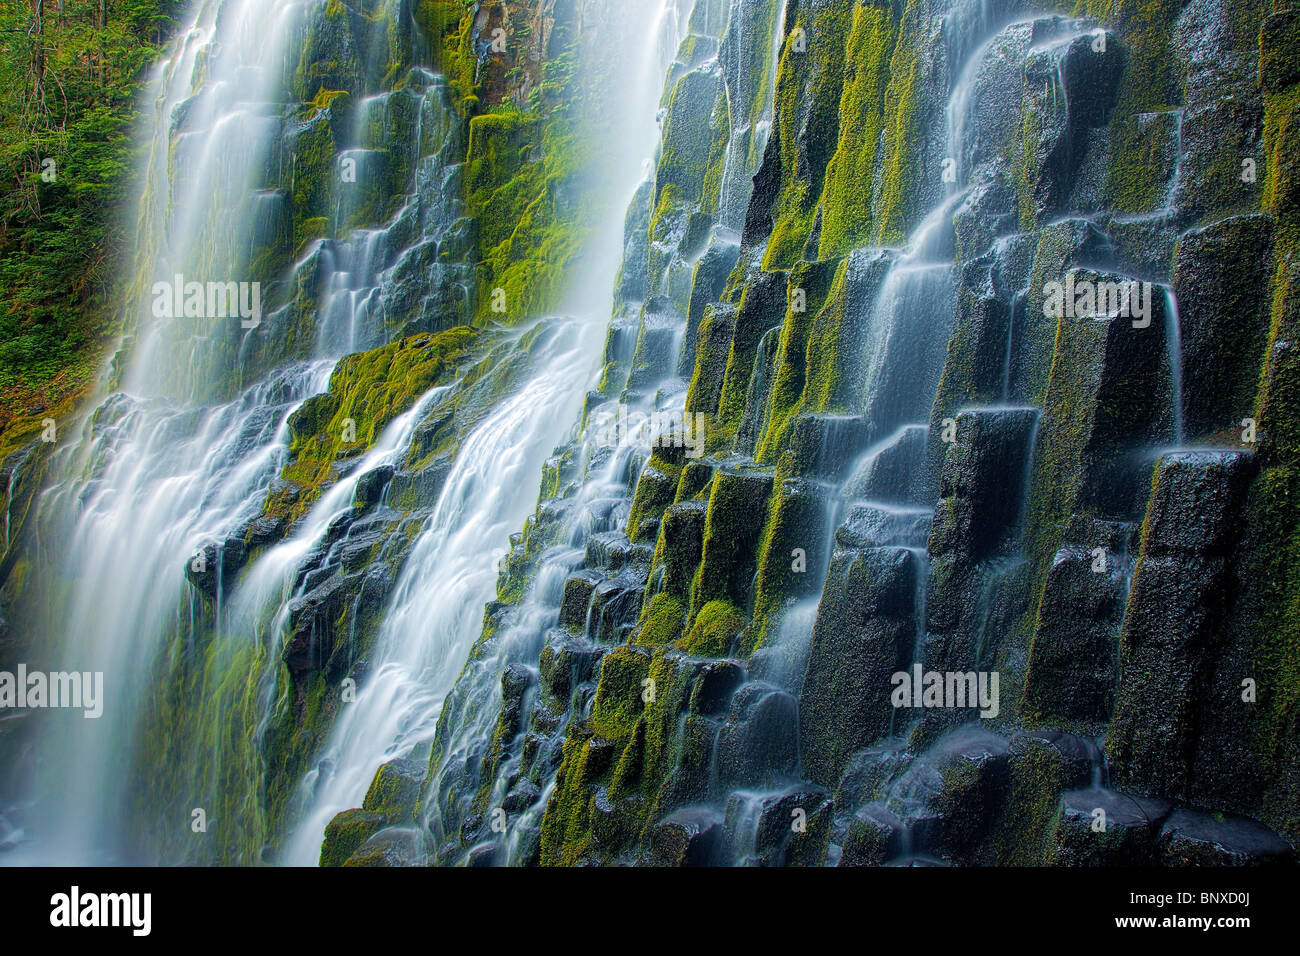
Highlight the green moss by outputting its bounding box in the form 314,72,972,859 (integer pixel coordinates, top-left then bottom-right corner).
716,271,788,437
873,0,926,244
817,2,897,258
267,327,474,524
538,730,602,865
1244,58,1300,843
684,302,737,419
319,809,387,867
688,468,774,619
291,117,339,249
638,652,707,797
750,462,831,644
1077,0,1183,114
627,453,683,541
635,592,687,648
1104,111,1178,214
756,258,842,458
589,645,652,743
657,70,724,198
678,599,745,657
763,0,855,269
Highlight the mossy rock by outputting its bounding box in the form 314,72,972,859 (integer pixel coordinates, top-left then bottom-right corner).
319,809,387,867
688,467,775,618
679,600,745,657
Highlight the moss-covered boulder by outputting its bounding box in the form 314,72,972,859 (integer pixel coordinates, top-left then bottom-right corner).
319,808,387,868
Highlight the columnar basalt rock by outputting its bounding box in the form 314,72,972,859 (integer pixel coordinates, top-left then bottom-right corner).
4,0,1299,869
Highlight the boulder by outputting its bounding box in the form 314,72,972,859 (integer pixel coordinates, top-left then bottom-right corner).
1049,788,1173,866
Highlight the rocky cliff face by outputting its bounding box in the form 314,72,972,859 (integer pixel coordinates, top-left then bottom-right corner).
323,0,1300,866
2,0,1297,868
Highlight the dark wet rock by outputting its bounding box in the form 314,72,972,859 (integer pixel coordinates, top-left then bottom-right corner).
1173,215,1275,440
723,785,831,867
596,784,651,851
353,464,394,507
1031,268,1174,523
688,660,745,716
587,569,646,643
844,425,930,505
1022,544,1125,722
1260,9,1300,94
1157,808,1295,867
884,727,1010,862
1049,788,1173,866
559,570,602,630
466,841,504,867
615,179,653,307
714,271,788,431
502,781,541,815
836,503,932,551
184,536,248,597
1141,451,1259,558
283,575,347,674
1108,452,1258,800
584,531,647,572
786,414,871,481
654,500,706,597
834,741,912,813
1171,0,1265,228
1018,27,1122,225
387,457,452,510
923,407,1037,675
715,683,799,788
930,408,1038,565
648,808,723,867
1010,730,1098,791
992,730,1105,864
840,804,904,867
627,461,677,542
494,663,533,747
628,308,686,389
245,514,287,545
799,547,920,789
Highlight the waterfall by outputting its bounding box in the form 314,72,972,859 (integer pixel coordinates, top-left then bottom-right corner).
282,318,603,865
6,0,337,864
7,0,504,864
282,0,688,865
4,0,1283,872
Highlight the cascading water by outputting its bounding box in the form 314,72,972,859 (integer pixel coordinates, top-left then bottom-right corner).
282,318,604,865
4,0,494,864
5,0,338,864
282,0,690,865
4,0,1289,874
13,359,333,864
